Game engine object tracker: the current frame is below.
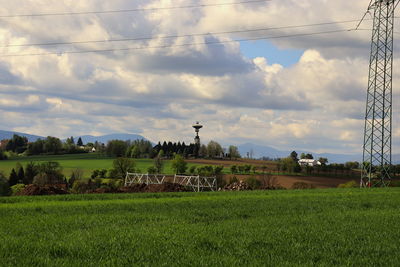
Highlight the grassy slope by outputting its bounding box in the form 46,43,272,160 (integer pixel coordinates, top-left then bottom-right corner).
0,154,199,178
0,189,399,266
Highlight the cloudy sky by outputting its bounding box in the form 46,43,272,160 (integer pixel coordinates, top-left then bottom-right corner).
0,0,399,155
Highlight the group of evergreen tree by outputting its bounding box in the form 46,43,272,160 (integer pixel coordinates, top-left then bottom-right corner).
8,162,39,186
5,135,28,154
8,162,65,186
153,142,199,158
0,134,96,157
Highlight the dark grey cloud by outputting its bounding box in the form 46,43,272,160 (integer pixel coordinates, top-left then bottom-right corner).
127,37,254,76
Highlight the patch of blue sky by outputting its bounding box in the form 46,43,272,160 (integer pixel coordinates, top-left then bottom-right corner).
240,40,304,67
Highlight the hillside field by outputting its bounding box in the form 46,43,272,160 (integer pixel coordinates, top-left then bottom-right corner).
0,154,280,178
1,189,400,266
0,154,202,178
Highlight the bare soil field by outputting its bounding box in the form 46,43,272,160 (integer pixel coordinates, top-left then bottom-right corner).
223,174,354,189
187,158,276,168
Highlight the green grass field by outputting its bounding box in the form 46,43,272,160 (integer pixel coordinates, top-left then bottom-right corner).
0,154,199,178
1,189,399,266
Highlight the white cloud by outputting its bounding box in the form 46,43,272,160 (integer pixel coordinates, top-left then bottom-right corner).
0,0,398,155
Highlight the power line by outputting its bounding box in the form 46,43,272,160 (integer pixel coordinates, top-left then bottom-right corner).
0,0,271,18
1,19,367,48
0,29,356,57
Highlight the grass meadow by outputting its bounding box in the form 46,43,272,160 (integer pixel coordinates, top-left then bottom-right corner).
1,188,400,266
0,153,200,178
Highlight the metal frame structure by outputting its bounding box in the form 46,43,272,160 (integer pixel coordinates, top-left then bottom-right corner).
362,0,399,187
174,175,217,192
125,173,165,186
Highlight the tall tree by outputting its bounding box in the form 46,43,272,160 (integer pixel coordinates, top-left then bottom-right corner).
290,151,298,162
106,140,128,157
111,158,135,178
9,168,19,186
207,141,223,158
319,157,328,166
24,162,38,185
0,172,10,196
17,166,25,184
6,134,28,153
153,155,164,174
44,136,63,154
228,145,241,159
77,137,84,147
171,154,187,174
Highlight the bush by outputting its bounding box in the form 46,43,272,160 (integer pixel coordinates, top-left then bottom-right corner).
338,181,358,188
33,173,50,186
292,182,315,190
98,179,123,189
189,166,197,175
0,173,11,196
228,176,239,184
72,180,91,194
246,177,262,190
11,184,26,195
33,162,65,185
390,180,400,187
171,154,187,174
260,174,280,189
147,166,157,174
0,151,8,160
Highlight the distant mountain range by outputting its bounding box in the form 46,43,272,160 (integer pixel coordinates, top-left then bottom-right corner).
0,130,43,142
0,130,148,144
69,134,148,144
237,143,400,164
0,129,398,164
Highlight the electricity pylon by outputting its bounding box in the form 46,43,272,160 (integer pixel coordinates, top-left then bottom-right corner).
362,0,399,187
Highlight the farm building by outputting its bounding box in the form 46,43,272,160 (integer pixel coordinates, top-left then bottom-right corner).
298,159,322,167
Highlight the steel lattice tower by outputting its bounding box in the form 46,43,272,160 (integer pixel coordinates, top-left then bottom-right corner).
362,0,399,187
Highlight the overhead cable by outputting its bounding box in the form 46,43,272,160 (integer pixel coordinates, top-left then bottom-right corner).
0,0,271,18
1,19,367,48
0,29,357,57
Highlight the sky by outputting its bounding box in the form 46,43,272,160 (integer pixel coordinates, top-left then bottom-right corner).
0,0,399,155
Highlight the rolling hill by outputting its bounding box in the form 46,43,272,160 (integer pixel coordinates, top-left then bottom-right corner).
0,130,43,142
71,133,149,144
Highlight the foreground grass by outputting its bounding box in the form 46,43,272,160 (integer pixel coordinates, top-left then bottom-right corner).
1,189,400,266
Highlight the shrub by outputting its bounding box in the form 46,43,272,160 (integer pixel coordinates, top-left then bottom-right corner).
91,169,100,179
33,173,49,186
171,154,187,174
247,177,262,190
338,181,358,188
229,176,239,184
33,162,65,185
214,166,224,175
230,165,237,174
0,173,11,196
11,184,26,195
189,166,197,175
147,166,157,174
260,174,280,189
71,180,91,194
0,151,8,160
292,182,315,190
390,180,400,187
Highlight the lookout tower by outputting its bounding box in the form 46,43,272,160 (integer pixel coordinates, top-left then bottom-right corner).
192,122,203,145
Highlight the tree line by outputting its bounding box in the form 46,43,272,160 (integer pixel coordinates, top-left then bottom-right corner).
0,134,242,161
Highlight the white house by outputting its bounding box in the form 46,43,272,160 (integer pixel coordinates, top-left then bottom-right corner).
298,159,322,167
